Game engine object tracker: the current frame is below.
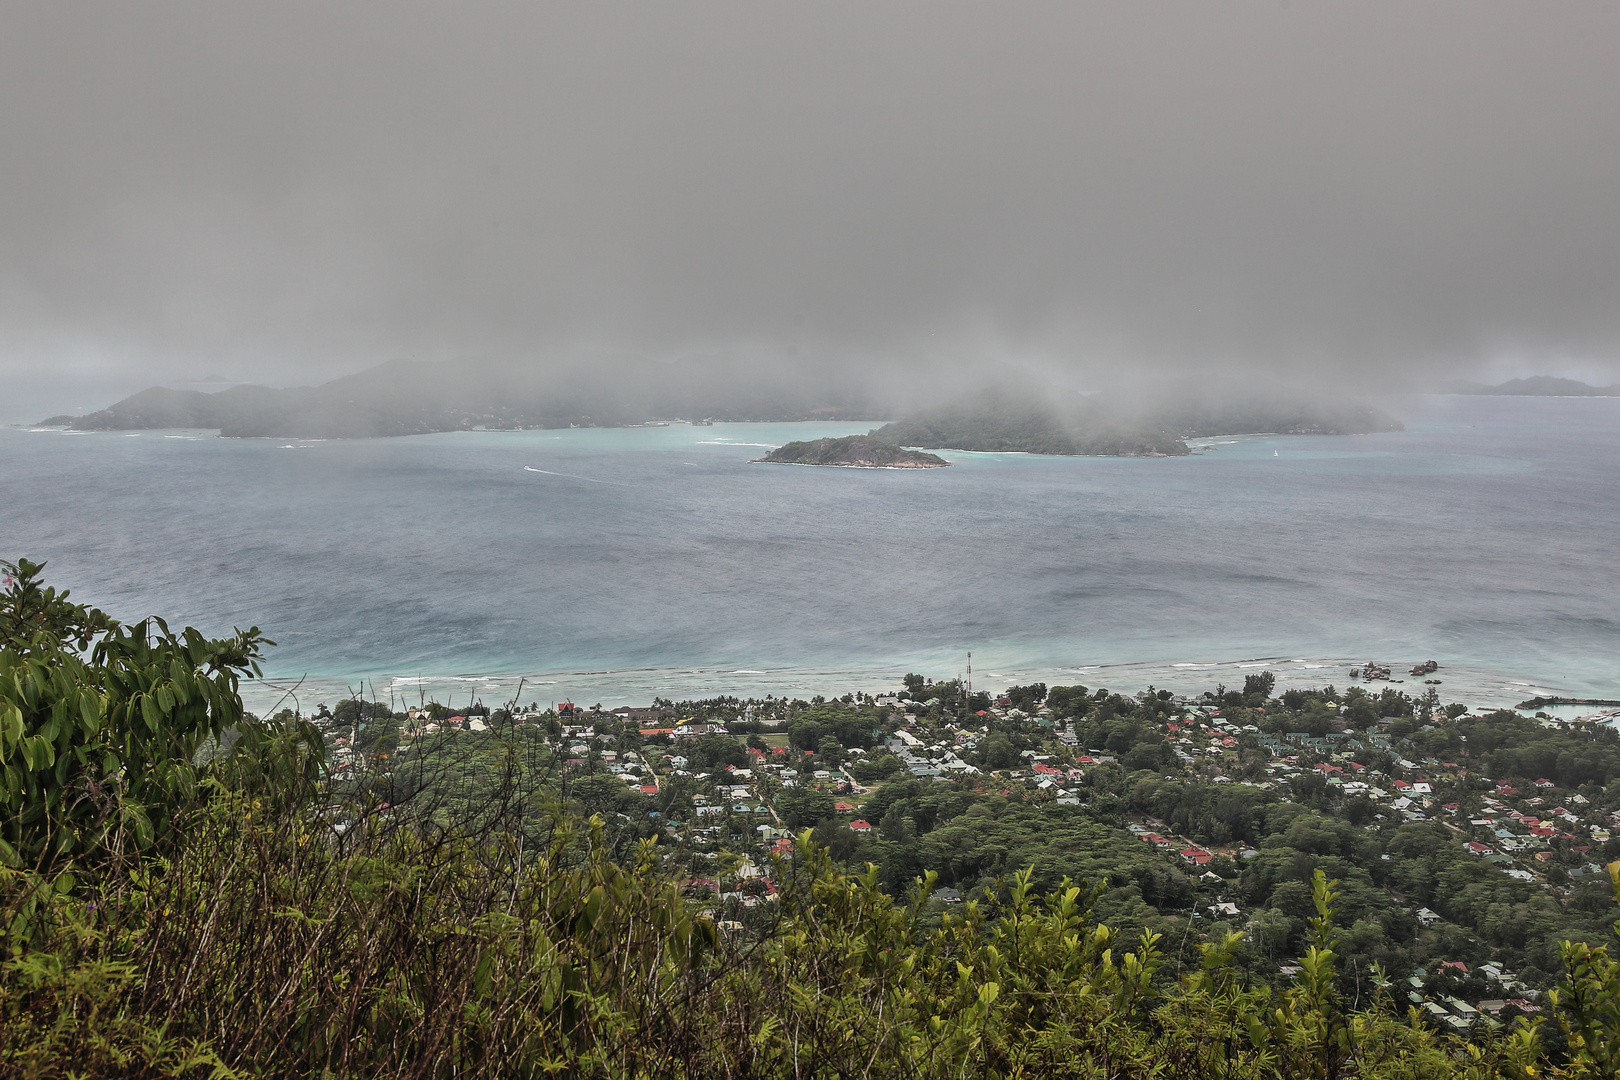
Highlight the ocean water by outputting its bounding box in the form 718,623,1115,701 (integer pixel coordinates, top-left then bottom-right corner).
2,395,1616,714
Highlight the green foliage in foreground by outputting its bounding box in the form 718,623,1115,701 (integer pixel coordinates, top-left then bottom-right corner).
0,798,1584,1080
0,558,318,871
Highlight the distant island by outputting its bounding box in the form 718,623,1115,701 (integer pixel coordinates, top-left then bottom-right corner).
36,360,1405,456
36,357,886,438
873,398,1188,457
756,435,948,468
869,388,1402,458
1442,376,1618,397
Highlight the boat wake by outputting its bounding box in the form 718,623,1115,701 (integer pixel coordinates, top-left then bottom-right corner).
523,466,630,486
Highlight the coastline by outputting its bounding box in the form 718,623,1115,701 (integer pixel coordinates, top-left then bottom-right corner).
240,654,1616,719
12,402,1619,728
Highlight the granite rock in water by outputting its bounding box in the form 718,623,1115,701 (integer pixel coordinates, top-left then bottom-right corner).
756,435,948,468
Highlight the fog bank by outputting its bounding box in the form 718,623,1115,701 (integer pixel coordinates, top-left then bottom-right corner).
4,2,1618,410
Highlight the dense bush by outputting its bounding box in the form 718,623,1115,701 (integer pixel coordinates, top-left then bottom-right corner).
2,795,1568,1079
0,558,319,871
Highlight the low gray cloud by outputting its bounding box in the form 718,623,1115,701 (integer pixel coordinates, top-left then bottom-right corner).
3,1,1618,412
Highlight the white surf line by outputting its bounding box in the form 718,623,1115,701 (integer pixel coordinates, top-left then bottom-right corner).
522,466,631,486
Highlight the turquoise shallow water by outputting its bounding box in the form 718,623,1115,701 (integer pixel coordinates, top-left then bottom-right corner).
2,395,1616,712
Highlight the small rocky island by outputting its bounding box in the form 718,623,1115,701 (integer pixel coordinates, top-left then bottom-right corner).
755,435,949,468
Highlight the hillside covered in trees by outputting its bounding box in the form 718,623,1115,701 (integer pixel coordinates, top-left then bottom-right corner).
7,557,1620,1078
871,392,1193,456
871,385,1401,457
36,357,887,437
757,435,949,468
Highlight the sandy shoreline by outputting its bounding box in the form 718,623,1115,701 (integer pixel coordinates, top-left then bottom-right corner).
240,655,1611,718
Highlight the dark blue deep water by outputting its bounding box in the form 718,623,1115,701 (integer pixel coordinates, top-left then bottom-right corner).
2,395,1616,710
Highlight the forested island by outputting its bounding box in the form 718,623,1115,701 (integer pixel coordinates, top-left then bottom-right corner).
872,395,1190,456
36,357,886,437
756,435,948,468
37,361,1404,457
1443,377,1619,397
11,555,1620,1076
871,388,1403,457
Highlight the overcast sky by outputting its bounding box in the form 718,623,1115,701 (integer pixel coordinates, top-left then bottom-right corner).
3,1,1618,414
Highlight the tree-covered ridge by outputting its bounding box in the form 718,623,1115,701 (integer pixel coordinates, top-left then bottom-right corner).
871,394,1192,457
870,386,1402,457
1443,377,1619,397
757,435,949,468
300,672,1620,1031
12,559,1620,1077
364,673,1620,1007
35,358,888,437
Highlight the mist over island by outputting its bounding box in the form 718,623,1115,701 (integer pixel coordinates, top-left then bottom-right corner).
38,357,1404,458
1442,376,1619,397
6,4,1619,421
36,357,886,437
869,385,1403,457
